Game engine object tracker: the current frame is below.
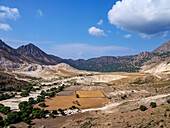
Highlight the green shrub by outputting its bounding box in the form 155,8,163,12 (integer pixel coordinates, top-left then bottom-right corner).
0,106,10,114
140,105,147,111
167,99,170,104
49,113,55,118
121,95,127,99
76,94,79,98
28,97,36,105
20,91,29,97
16,88,21,92
39,103,46,108
0,93,15,101
69,105,77,109
37,96,45,102
9,126,16,128
32,108,46,119
150,102,157,108
7,112,21,124
0,120,4,127
23,117,31,124
52,110,58,114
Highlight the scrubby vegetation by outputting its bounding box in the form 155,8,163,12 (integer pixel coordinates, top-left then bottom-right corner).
140,105,147,111
150,102,157,108
0,93,15,101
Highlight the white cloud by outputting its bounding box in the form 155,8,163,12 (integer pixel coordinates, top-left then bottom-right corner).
108,0,170,36
0,23,12,31
123,34,132,38
0,6,20,21
1,38,52,44
37,10,44,17
97,19,103,25
88,27,107,37
47,43,131,59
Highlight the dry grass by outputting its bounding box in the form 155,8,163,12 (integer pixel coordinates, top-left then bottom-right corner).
37,96,110,110
76,91,105,98
35,91,110,110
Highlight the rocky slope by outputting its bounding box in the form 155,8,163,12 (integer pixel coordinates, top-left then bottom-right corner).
16,43,63,65
0,39,28,63
152,40,170,54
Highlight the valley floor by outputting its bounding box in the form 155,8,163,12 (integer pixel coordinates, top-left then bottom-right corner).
0,71,170,128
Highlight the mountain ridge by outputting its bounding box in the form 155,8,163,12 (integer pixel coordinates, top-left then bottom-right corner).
0,39,169,72
16,43,63,65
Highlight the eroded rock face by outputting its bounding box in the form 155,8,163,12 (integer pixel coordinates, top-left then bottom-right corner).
142,62,170,74
78,75,127,83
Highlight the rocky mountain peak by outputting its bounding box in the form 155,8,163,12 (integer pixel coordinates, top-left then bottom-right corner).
16,43,62,65
152,40,170,54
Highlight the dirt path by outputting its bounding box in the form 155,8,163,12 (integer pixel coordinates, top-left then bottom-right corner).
81,93,170,113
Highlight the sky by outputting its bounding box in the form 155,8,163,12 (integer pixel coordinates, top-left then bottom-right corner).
0,0,170,59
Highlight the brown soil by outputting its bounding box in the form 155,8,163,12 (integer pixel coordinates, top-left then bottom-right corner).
76,91,105,98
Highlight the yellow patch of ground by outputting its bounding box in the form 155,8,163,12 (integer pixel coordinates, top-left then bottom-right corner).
39,96,109,110
76,91,105,98
35,91,110,110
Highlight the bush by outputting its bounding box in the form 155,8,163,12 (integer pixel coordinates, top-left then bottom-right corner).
150,102,157,108
49,113,55,118
39,103,46,108
19,101,33,114
121,95,127,99
0,106,10,114
32,108,45,119
9,126,16,128
167,99,170,104
0,119,4,127
140,105,147,111
0,104,4,109
69,105,77,109
37,96,45,102
6,87,15,91
58,108,65,116
16,88,21,92
20,91,29,97
76,94,79,98
28,97,36,105
23,117,31,124
52,110,58,115
0,93,15,101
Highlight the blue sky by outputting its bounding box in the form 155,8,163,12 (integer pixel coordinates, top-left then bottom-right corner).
0,0,170,59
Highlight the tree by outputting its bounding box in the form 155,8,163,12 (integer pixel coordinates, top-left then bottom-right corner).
37,96,44,102
140,105,147,111
0,106,10,114
19,101,32,114
23,117,31,124
0,116,4,127
150,102,157,108
7,112,21,124
38,103,46,108
32,108,45,119
28,97,36,105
